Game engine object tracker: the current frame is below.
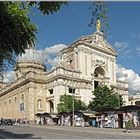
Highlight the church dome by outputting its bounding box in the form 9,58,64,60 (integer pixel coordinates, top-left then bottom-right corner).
17,48,43,63
15,48,46,77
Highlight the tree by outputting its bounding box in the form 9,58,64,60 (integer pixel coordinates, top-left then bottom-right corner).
0,2,36,74
27,1,68,15
57,94,87,113
89,2,109,34
0,1,67,79
0,1,108,79
88,85,123,112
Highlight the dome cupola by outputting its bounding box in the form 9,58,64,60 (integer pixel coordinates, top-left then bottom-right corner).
17,48,43,63
15,48,46,79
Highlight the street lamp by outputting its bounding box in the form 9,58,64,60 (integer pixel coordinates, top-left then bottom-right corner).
117,73,128,108
68,49,78,127
72,75,75,127
68,53,75,127
117,93,120,109
69,58,75,127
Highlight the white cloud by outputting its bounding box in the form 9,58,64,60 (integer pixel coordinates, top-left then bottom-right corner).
114,42,128,50
2,44,67,83
116,65,140,94
131,33,140,40
47,57,58,66
38,44,67,68
2,62,140,96
114,41,133,57
6,43,140,95
18,44,67,69
43,44,67,55
136,48,140,55
3,71,15,83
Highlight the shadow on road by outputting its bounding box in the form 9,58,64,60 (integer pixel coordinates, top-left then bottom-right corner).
0,128,41,139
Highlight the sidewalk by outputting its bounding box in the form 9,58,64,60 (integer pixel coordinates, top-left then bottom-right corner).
17,124,140,136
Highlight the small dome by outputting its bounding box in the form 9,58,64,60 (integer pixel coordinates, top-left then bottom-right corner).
17,49,43,63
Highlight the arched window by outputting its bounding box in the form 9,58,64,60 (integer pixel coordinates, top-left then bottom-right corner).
94,67,105,78
37,99,42,110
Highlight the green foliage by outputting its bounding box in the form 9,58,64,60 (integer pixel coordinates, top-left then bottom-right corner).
28,1,68,15
57,94,87,113
0,1,67,79
89,2,109,35
0,1,109,79
0,2,37,75
88,85,123,111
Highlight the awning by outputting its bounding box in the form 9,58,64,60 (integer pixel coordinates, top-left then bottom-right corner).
42,112,51,117
35,113,43,117
50,113,58,118
119,105,140,111
78,110,100,117
57,112,69,117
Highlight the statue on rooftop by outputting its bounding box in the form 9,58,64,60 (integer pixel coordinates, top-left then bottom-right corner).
96,19,101,32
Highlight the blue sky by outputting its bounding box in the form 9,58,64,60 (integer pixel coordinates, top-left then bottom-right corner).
30,2,140,76
4,2,140,94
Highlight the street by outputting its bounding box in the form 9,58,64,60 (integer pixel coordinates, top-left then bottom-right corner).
0,125,140,139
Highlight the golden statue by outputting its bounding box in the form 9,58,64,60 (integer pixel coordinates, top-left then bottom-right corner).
96,19,101,32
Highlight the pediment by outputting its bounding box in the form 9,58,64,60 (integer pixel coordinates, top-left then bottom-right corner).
62,31,117,56
78,31,116,56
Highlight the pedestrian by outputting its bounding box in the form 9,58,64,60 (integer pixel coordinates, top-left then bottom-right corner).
92,119,96,127
96,117,99,127
1,118,5,128
81,118,85,127
133,115,138,128
125,113,133,133
115,113,119,128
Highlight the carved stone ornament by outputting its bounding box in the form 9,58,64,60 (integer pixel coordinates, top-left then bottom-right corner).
95,59,106,68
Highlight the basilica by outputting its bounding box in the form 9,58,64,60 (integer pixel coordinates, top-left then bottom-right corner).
0,27,130,122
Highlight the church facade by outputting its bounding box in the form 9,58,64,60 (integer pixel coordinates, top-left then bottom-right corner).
0,30,129,122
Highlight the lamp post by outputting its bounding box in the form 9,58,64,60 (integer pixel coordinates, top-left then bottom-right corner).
69,58,75,127
72,69,74,127
69,53,75,127
117,73,128,108
123,73,128,106
118,93,120,109
68,49,78,127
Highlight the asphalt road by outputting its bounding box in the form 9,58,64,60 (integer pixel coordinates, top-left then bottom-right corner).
0,125,140,139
